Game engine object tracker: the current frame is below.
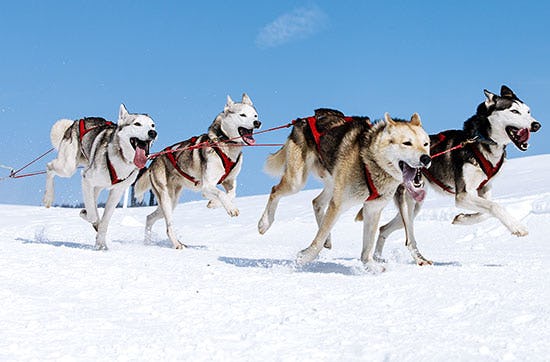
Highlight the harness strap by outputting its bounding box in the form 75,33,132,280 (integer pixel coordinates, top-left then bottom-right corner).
79,119,115,143
422,168,455,194
363,163,381,201
106,153,131,185
468,144,504,190
165,137,201,186
212,145,241,184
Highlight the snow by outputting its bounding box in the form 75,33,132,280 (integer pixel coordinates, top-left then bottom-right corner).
1,155,549,361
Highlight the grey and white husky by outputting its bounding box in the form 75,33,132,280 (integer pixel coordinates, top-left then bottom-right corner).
44,104,157,249
258,109,432,265
134,93,261,249
371,85,541,262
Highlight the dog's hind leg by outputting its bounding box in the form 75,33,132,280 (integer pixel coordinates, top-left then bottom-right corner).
455,168,528,236
312,177,334,249
452,187,491,225
152,180,186,249
43,141,80,208
297,194,344,265
258,143,309,234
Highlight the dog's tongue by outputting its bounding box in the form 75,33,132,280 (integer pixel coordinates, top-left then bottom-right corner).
402,163,426,203
133,147,148,169
517,128,530,143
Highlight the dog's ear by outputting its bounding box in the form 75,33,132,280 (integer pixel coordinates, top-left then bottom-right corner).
224,95,235,113
500,85,516,98
384,112,396,126
119,103,129,121
483,89,497,107
410,112,422,126
242,93,253,106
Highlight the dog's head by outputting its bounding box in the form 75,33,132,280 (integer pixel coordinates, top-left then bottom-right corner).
480,85,541,151
220,93,261,145
117,104,157,169
377,113,431,202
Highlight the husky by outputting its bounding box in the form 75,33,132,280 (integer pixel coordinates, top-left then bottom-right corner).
258,109,432,265
134,93,261,249
43,104,157,250
370,85,541,262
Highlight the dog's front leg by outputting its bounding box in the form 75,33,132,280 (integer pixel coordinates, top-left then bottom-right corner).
360,201,384,264
94,187,125,250
452,187,491,225
455,191,528,236
400,191,432,266
209,177,237,209
201,165,239,216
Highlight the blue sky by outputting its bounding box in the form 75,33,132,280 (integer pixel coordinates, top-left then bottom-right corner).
1,0,548,205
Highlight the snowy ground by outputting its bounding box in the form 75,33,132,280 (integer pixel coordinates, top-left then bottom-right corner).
1,155,549,361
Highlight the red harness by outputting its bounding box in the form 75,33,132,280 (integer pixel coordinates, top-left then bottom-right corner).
79,118,115,142
164,137,240,186
307,114,380,201
79,118,125,185
423,133,504,193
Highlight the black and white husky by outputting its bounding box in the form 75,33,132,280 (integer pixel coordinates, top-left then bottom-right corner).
371,85,541,261
44,104,157,249
134,93,261,249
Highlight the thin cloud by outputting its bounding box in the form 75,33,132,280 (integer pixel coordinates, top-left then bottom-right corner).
256,6,328,49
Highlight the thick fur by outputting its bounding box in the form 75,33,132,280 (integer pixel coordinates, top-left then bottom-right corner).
134,93,261,249
44,104,157,250
258,109,432,266
373,85,541,262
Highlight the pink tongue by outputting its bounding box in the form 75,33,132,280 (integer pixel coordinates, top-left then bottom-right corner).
517,128,530,143
133,147,148,169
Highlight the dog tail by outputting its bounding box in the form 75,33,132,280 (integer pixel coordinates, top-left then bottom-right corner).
264,143,288,177
50,119,74,150
134,167,152,202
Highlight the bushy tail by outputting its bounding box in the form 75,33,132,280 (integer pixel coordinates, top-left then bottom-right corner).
134,168,152,202
263,142,288,177
50,119,74,150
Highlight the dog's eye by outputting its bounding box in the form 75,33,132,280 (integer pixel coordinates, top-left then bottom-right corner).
424,142,429,147
134,122,142,126
239,113,247,117
511,110,521,115
403,141,413,146
254,114,258,118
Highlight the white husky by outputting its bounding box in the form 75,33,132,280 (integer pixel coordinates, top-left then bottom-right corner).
44,104,157,249
134,94,261,249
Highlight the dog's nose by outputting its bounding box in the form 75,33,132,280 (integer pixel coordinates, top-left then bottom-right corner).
253,120,262,129
531,121,541,132
420,154,431,167
148,130,157,139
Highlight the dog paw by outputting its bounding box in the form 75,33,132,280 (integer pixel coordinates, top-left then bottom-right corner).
43,195,53,208
296,247,320,265
511,224,529,237
452,213,467,224
415,256,433,266
207,200,221,209
95,243,108,251
227,208,240,217
323,235,332,249
363,261,386,274
258,214,273,235
174,242,188,249
373,253,387,263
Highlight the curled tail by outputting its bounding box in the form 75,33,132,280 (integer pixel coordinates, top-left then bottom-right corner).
264,142,288,177
134,167,152,202
50,119,74,150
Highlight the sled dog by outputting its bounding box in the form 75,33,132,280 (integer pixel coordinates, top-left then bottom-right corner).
134,93,261,249
371,85,541,262
258,109,432,265
44,104,157,249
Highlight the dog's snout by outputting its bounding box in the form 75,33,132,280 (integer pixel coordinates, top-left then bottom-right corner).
531,121,541,132
148,130,158,139
420,154,431,167
253,120,262,129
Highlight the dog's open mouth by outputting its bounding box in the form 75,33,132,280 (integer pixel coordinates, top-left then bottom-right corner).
130,137,152,169
505,126,530,151
238,127,256,146
399,161,426,202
